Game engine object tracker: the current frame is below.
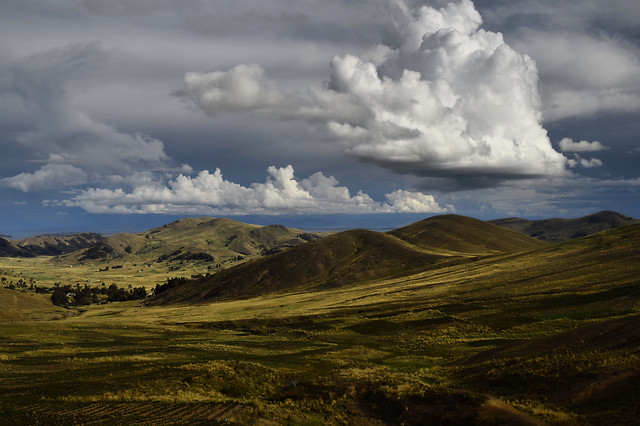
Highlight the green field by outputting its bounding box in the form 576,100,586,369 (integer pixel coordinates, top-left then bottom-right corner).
1,220,640,424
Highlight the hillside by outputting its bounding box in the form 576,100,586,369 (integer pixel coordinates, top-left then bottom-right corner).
389,214,547,254
490,210,638,242
146,229,453,305
0,287,72,321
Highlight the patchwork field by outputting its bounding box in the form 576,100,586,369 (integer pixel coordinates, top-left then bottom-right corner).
1,217,640,424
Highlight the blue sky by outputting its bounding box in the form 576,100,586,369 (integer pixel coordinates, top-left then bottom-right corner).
1,0,639,238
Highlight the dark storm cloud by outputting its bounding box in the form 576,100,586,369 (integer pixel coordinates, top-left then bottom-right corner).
0,42,170,191
474,0,640,122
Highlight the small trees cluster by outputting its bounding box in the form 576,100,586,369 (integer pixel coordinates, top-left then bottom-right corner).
50,282,147,307
3,276,48,293
153,276,188,295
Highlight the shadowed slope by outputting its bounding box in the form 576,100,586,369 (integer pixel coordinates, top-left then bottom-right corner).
146,229,449,305
490,210,639,242
389,214,547,254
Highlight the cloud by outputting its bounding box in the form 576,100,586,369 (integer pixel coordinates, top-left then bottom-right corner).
558,138,609,152
59,165,449,215
178,0,568,187
448,174,640,219
0,42,170,192
178,64,293,114
567,154,603,169
1,164,87,192
507,29,640,122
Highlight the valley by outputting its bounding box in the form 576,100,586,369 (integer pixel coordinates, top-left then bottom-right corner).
1,212,639,424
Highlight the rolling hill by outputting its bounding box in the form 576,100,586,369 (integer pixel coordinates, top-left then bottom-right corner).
146,214,548,305
389,214,547,254
489,210,638,242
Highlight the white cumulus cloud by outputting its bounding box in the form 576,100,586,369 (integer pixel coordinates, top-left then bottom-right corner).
559,138,609,152
178,0,568,186
567,154,603,169
59,165,449,215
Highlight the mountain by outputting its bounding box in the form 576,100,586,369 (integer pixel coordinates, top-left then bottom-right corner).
0,237,33,258
16,233,104,256
60,217,322,264
489,210,639,242
389,214,547,254
146,214,547,305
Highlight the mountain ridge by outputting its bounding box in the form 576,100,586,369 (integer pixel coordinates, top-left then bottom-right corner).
490,210,638,242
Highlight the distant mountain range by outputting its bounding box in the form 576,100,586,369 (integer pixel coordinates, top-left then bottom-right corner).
489,210,638,242
1,210,636,260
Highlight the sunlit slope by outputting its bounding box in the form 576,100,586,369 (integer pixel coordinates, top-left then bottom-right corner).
384,222,640,307
389,214,547,254
0,288,71,321
138,217,319,260
146,229,452,305
57,217,320,264
490,210,639,242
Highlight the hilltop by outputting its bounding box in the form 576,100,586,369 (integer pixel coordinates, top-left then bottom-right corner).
389,214,547,254
490,210,638,242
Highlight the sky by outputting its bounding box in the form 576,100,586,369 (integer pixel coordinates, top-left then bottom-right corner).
1,0,639,238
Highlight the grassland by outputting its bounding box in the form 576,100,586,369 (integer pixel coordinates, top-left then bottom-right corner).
1,220,640,424
0,255,212,291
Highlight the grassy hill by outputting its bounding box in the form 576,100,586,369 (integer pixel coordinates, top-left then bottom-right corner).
389,214,547,254
56,217,321,266
489,210,638,242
